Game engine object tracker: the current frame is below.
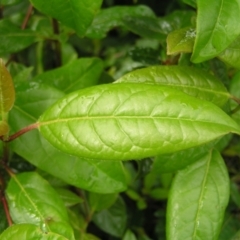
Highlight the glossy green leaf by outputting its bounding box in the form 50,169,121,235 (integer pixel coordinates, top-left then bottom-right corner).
218,35,240,69
191,0,240,63
116,66,230,107
9,82,127,193
55,188,83,207
30,0,102,37
39,83,240,161
86,5,155,39
0,224,69,240
32,58,103,93
167,150,229,240
6,172,74,239
167,27,195,55
0,59,15,115
93,197,127,237
0,19,37,54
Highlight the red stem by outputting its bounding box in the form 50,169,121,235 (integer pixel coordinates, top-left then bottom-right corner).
1,123,39,142
21,4,33,30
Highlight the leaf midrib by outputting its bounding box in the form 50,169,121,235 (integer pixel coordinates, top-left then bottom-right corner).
39,115,239,132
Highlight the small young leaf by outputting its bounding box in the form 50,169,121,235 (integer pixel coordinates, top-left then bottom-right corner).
191,0,240,63
0,224,69,240
0,59,15,115
115,66,230,108
30,0,102,37
167,27,195,55
167,150,229,240
39,83,240,161
0,121,9,136
6,172,74,239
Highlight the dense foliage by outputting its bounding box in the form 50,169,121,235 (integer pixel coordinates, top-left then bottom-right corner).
0,0,240,239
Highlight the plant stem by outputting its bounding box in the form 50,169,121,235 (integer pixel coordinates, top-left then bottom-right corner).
21,4,33,30
0,175,12,226
1,123,39,142
230,95,240,105
51,18,62,67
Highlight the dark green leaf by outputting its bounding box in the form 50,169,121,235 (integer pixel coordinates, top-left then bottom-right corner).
157,10,196,35
122,16,166,40
167,27,195,55
116,66,230,107
89,192,118,211
0,19,37,54
123,230,137,240
9,82,127,193
152,142,215,173
6,172,74,239
191,0,240,63
30,0,102,37
0,224,69,240
32,58,103,93
93,197,127,237
182,0,196,8
167,150,229,240
86,5,155,39
39,83,240,161
1,0,22,5
218,35,240,69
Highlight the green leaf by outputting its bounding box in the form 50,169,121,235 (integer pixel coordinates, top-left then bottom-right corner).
9,82,127,193
123,230,137,240
218,35,240,69
167,27,195,55
191,0,240,63
0,19,37,54
115,66,230,108
152,142,215,173
182,0,196,8
30,0,102,37
1,0,22,5
39,83,239,161
122,16,166,40
89,192,118,211
32,58,103,93
0,121,9,136
0,59,15,115
55,188,83,207
0,224,69,240
86,5,155,39
6,172,74,239
167,150,229,240
93,197,127,237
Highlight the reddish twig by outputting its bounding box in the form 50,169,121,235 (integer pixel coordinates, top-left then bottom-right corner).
1,123,39,142
21,4,33,30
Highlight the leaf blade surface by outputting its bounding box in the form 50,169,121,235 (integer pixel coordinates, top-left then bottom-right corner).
39,83,240,161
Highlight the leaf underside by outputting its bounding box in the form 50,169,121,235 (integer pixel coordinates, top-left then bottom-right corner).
39,83,239,161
